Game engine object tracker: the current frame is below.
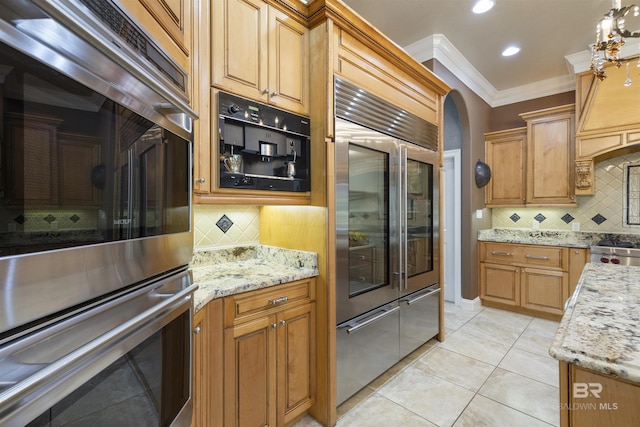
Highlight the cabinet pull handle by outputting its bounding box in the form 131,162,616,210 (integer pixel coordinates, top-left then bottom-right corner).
491,251,513,257
354,255,366,260
268,296,289,305
194,326,201,334
525,254,550,260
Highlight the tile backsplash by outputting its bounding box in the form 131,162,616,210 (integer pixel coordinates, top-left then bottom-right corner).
492,151,640,233
193,205,260,248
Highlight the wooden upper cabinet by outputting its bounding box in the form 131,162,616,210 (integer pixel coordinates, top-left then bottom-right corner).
484,128,527,206
268,8,309,114
485,105,576,207
120,0,192,79
212,0,309,115
212,0,268,102
521,105,576,206
332,26,440,127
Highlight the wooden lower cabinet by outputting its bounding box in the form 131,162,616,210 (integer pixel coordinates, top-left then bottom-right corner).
480,262,520,306
520,268,567,314
223,278,316,426
479,242,587,319
191,299,224,427
559,362,640,427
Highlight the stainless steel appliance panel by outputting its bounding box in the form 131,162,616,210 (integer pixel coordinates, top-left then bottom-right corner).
334,78,441,403
0,0,195,340
336,303,400,405
0,268,196,427
399,284,440,357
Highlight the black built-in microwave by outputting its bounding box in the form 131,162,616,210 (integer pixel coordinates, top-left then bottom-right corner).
218,92,311,192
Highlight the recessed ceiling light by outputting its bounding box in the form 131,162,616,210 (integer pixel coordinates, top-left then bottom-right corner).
502,46,520,57
472,0,495,14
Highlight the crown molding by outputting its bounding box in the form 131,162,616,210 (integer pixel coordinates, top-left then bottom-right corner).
404,34,576,107
404,34,495,105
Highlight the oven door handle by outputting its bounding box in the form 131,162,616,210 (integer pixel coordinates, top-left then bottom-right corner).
0,282,197,426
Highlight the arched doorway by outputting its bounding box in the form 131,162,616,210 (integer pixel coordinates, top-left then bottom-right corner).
442,92,466,306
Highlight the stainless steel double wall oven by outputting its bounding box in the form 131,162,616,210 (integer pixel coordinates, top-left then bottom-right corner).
335,78,441,404
0,0,197,426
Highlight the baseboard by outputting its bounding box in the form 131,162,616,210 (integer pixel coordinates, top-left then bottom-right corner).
461,297,481,311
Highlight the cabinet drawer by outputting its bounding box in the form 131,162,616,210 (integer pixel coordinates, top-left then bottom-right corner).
481,242,566,270
517,245,566,269
481,242,519,264
224,278,315,327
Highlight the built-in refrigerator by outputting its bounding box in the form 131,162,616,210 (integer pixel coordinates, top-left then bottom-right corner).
334,78,440,404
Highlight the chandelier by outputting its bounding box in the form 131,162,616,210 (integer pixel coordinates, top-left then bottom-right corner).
591,0,640,80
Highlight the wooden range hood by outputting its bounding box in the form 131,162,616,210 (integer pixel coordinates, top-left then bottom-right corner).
575,62,640,195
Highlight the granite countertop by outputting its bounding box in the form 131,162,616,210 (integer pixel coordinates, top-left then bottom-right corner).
549,263,640,383
190,245,319,312
478,228,640,248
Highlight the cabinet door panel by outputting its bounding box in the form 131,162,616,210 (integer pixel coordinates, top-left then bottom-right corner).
521,268,567,315
224,315,276,427
480,263,519,305
570,366,640,426
485,129,526,206
523,106,575,205
212,0,268,101
568,248,588,297
277,303,315,425
269,9,308,115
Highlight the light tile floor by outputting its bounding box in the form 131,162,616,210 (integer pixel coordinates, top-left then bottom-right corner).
292,303,561,427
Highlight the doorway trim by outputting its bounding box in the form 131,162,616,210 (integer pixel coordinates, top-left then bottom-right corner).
443,149,462,307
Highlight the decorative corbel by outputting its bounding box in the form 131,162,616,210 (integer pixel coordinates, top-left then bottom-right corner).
575,159,595,195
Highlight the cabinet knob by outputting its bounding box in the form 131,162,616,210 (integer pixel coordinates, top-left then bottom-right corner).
196,177,206,183
271,323,278,329
262,89,269,94
271,92,277,97
280,320,286,326
194,326,201,334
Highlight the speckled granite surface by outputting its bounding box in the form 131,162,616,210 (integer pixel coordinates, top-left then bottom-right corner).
478,228,640,248
549,263,640,383
190,245,318,312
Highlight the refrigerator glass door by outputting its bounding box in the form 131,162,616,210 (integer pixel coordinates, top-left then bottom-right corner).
348,144,389,297
402,145,440,295
335,118,399,324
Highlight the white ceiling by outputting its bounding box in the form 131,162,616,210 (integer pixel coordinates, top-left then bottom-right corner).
340,0,638,106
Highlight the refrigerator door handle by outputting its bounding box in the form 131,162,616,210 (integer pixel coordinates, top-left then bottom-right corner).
401,286,441,305
338,305,400,334
402,146,409,290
